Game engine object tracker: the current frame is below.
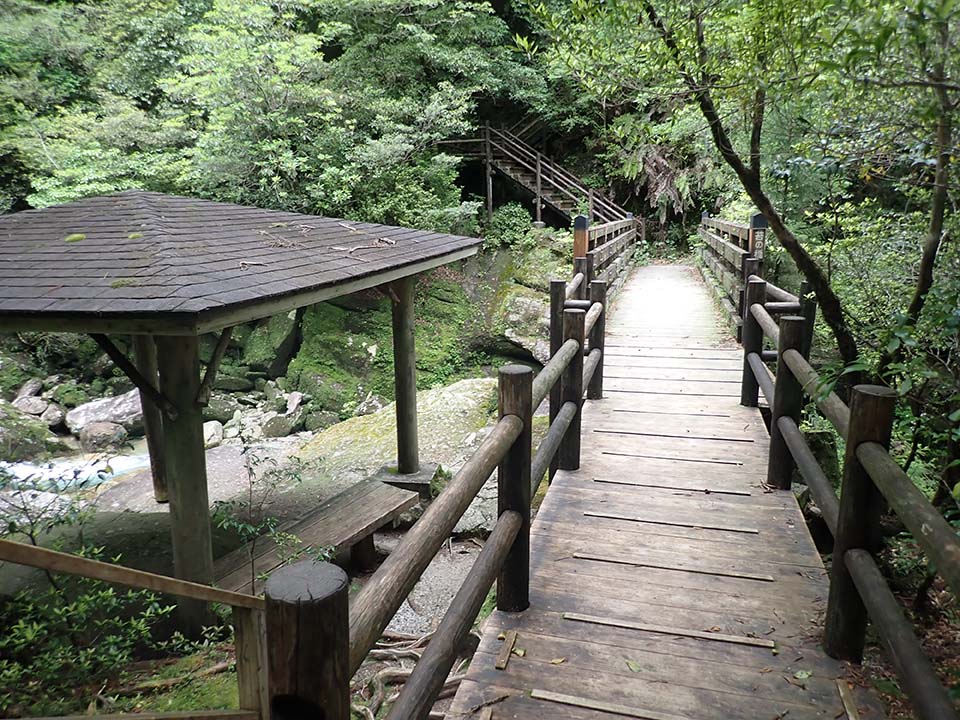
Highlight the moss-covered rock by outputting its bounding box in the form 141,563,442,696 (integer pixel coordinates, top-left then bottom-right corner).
242,310,302,377
296,378,497,493
489,283,550,363
0,400,72,461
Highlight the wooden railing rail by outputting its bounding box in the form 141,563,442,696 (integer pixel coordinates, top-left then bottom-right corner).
736,284,960,720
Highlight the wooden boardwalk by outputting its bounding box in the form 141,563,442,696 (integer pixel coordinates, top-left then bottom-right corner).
449,265,884,720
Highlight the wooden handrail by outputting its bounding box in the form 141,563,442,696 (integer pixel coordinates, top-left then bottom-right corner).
0,538,265,610
857,442,960,596
747,352,775,405
777,416,840,534
531,401,577,495
348,414,523,672
565,272,584,299
532,338,580,409
781,349,851,439
749,303,780,344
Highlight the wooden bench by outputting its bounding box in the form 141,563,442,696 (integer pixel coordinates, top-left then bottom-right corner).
214,478,418,594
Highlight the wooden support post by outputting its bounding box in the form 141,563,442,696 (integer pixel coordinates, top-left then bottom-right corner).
573,257,589,301
799,280,817,359
767,317,805,490
740,256,760,314
558,309,585,471
484,124,493,225
535,152,542,223
587,281,606,400
497,366,532,612
391,276,419,475
588,190,595,221
154,334,214,635
132,335,167,504
548,280,565,481
584,252,595,289
573,214,588,261
265,561,349,720
233,606,268,719
740,278,766,407
824,385,897,662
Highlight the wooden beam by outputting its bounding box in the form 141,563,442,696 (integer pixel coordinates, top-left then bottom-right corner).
90,333,177,420
132,335,167,503
196,326,234,407
391,276,419,474
155,334,215,636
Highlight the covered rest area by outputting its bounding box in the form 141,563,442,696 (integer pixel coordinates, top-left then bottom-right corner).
0,190,482,632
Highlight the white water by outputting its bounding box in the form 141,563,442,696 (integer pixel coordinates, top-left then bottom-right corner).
1,442,150,492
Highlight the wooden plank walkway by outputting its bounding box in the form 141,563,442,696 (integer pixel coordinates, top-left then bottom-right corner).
448,265,885,720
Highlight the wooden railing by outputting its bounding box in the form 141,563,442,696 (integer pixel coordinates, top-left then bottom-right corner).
739,277,960,720
0,216,639,720
0,539,268,720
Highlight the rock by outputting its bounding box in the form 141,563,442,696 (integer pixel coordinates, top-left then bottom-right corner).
297,379,499,521
0,489,83,528
0,400,72,460
493,284,551,363
242,309,303,378
214,375,255,392
203,420,224,449
202,393,241,424
286,391,304,415
15,378,43,399
261,409,304,438
79,421,128,452
12,396,49,416
304,410,340,432
65,389,142,435
39,403,66,429
354,392,385,417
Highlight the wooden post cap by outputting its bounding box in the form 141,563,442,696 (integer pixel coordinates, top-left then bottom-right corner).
265,560,348,603
851,384,898,401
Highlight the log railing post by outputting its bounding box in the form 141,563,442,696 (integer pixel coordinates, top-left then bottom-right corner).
740,278,766,407
824,385,897,662
266,561,349,720
391,276,419,474
132,334,167,503
587,280,606,400
767,316,805,489
799,280,817,359
558,309,585,470
548,280,565,481
738,256,760,343
573,257,589,301
497,366,533,612
233,606,268,719
573,214,588,264
484,124,493,225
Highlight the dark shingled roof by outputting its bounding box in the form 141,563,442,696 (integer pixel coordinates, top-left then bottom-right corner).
0,191,481,334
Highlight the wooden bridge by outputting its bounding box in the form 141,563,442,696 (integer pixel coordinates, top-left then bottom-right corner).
448,264,883,720
2,212,957,720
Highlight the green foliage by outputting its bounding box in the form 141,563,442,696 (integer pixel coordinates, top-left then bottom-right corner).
484,202,534,247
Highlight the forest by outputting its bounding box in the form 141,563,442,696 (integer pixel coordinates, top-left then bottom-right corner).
0,0,958,717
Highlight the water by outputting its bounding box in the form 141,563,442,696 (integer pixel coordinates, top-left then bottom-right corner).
0,442,150,493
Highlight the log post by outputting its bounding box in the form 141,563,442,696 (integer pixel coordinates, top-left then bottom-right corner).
587,281,606,400
132,334,167,503
740,278,767,407
497,366,532,612
767,317,805,489
265,561,349,720
799,280,817,359
824,385,897,662
573,257,589,301
573,214,588,262
548,280,565,481
588,190,595,221
558,309,585,470
154,334,214,635
391,276,419,475
233,606,268,718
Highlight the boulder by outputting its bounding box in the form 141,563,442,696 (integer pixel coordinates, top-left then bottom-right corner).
0,400,72,461
15,378,43,399
65,389,142,435
39,403,66,429
304,410,340,432
354,392,386,417
493,284,550,363
79,421,128,452
203,420,224,449
12,396,49,416
202,394,241,424
286,391,305,415
214,375,255,392
242,309,303,378
261,409,305,438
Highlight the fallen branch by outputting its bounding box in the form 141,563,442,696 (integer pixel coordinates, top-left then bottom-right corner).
112,661,232,697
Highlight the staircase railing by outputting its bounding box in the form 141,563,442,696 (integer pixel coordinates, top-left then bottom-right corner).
485,126,628,223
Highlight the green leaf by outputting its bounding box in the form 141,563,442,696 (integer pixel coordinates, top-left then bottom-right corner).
64,233,86,243
794,670,812,680
625,659,642,672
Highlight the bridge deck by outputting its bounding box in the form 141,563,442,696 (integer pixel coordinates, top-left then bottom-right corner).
449,266,884,720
